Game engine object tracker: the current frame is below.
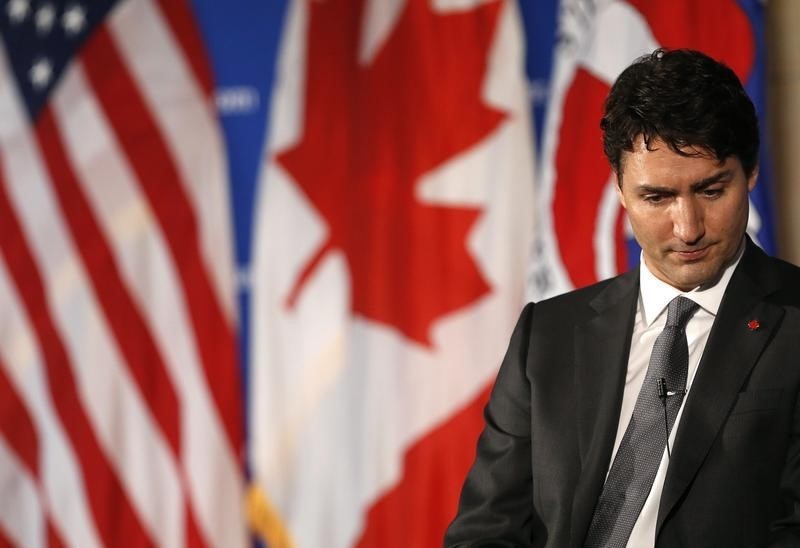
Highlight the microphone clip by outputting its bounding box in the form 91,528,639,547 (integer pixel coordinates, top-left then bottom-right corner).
657,377,672,459
656,378,668,402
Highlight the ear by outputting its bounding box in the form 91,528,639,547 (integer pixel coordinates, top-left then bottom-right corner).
747,166,759,192
614,173,627,209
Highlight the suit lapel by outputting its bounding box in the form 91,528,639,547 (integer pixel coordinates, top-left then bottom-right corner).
569,270,639,548
657,241,786,534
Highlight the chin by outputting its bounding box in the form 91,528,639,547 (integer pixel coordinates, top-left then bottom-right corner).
676,268,720,290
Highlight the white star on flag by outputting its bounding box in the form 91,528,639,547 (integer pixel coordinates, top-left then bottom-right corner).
62,3,86,36
28,57,52,90
6,0,30,24
35,3,56,35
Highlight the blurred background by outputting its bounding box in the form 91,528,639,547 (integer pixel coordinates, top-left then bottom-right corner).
0,0,798,547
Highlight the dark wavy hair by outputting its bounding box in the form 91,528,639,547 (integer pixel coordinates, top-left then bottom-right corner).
601,48,759,182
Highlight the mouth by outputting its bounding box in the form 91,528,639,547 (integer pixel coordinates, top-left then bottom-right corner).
673,246,711,262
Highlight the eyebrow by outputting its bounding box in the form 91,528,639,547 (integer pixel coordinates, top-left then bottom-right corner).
690,170,734,190
636,170,734,194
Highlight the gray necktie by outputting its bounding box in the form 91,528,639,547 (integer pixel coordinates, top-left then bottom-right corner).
584,296,700,548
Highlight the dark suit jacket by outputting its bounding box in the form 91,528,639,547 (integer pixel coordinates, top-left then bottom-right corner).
445,240,800,548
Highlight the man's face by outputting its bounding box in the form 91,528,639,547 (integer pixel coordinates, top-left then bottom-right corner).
616,136,757,291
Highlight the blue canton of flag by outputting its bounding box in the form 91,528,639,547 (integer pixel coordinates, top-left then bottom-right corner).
0,0,115,119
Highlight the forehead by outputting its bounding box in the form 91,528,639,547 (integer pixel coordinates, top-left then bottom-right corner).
619,136,738,187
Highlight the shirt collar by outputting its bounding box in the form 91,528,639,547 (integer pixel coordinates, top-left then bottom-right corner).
638,240,745,326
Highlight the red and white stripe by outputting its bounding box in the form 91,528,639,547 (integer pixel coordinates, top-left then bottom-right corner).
0,0,246,546
0,252,98,548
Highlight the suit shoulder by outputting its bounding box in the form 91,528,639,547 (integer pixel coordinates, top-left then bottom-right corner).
763,254,800,304
529,273,632,323
767,254,800,279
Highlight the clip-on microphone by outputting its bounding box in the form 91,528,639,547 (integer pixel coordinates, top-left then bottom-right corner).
656,378,671,459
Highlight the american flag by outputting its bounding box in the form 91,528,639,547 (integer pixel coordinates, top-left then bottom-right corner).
0,0,247,546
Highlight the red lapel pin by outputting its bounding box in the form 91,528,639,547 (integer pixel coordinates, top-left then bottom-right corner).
747,319,760,331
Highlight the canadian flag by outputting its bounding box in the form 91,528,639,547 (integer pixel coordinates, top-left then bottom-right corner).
247,0,535,546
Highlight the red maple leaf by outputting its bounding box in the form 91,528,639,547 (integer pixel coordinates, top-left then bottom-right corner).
279,0,506,346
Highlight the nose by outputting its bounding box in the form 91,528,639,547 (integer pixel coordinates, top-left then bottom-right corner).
672,198,705,244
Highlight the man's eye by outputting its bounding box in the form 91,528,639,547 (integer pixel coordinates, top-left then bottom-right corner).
643,194,665,204
702,187,724,198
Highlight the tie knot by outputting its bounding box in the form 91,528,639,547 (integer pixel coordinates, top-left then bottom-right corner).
665,296,699,329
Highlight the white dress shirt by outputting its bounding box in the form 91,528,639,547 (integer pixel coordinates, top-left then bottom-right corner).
609,246,744,547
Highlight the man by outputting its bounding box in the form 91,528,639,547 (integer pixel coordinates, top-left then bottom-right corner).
445,49,800,547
